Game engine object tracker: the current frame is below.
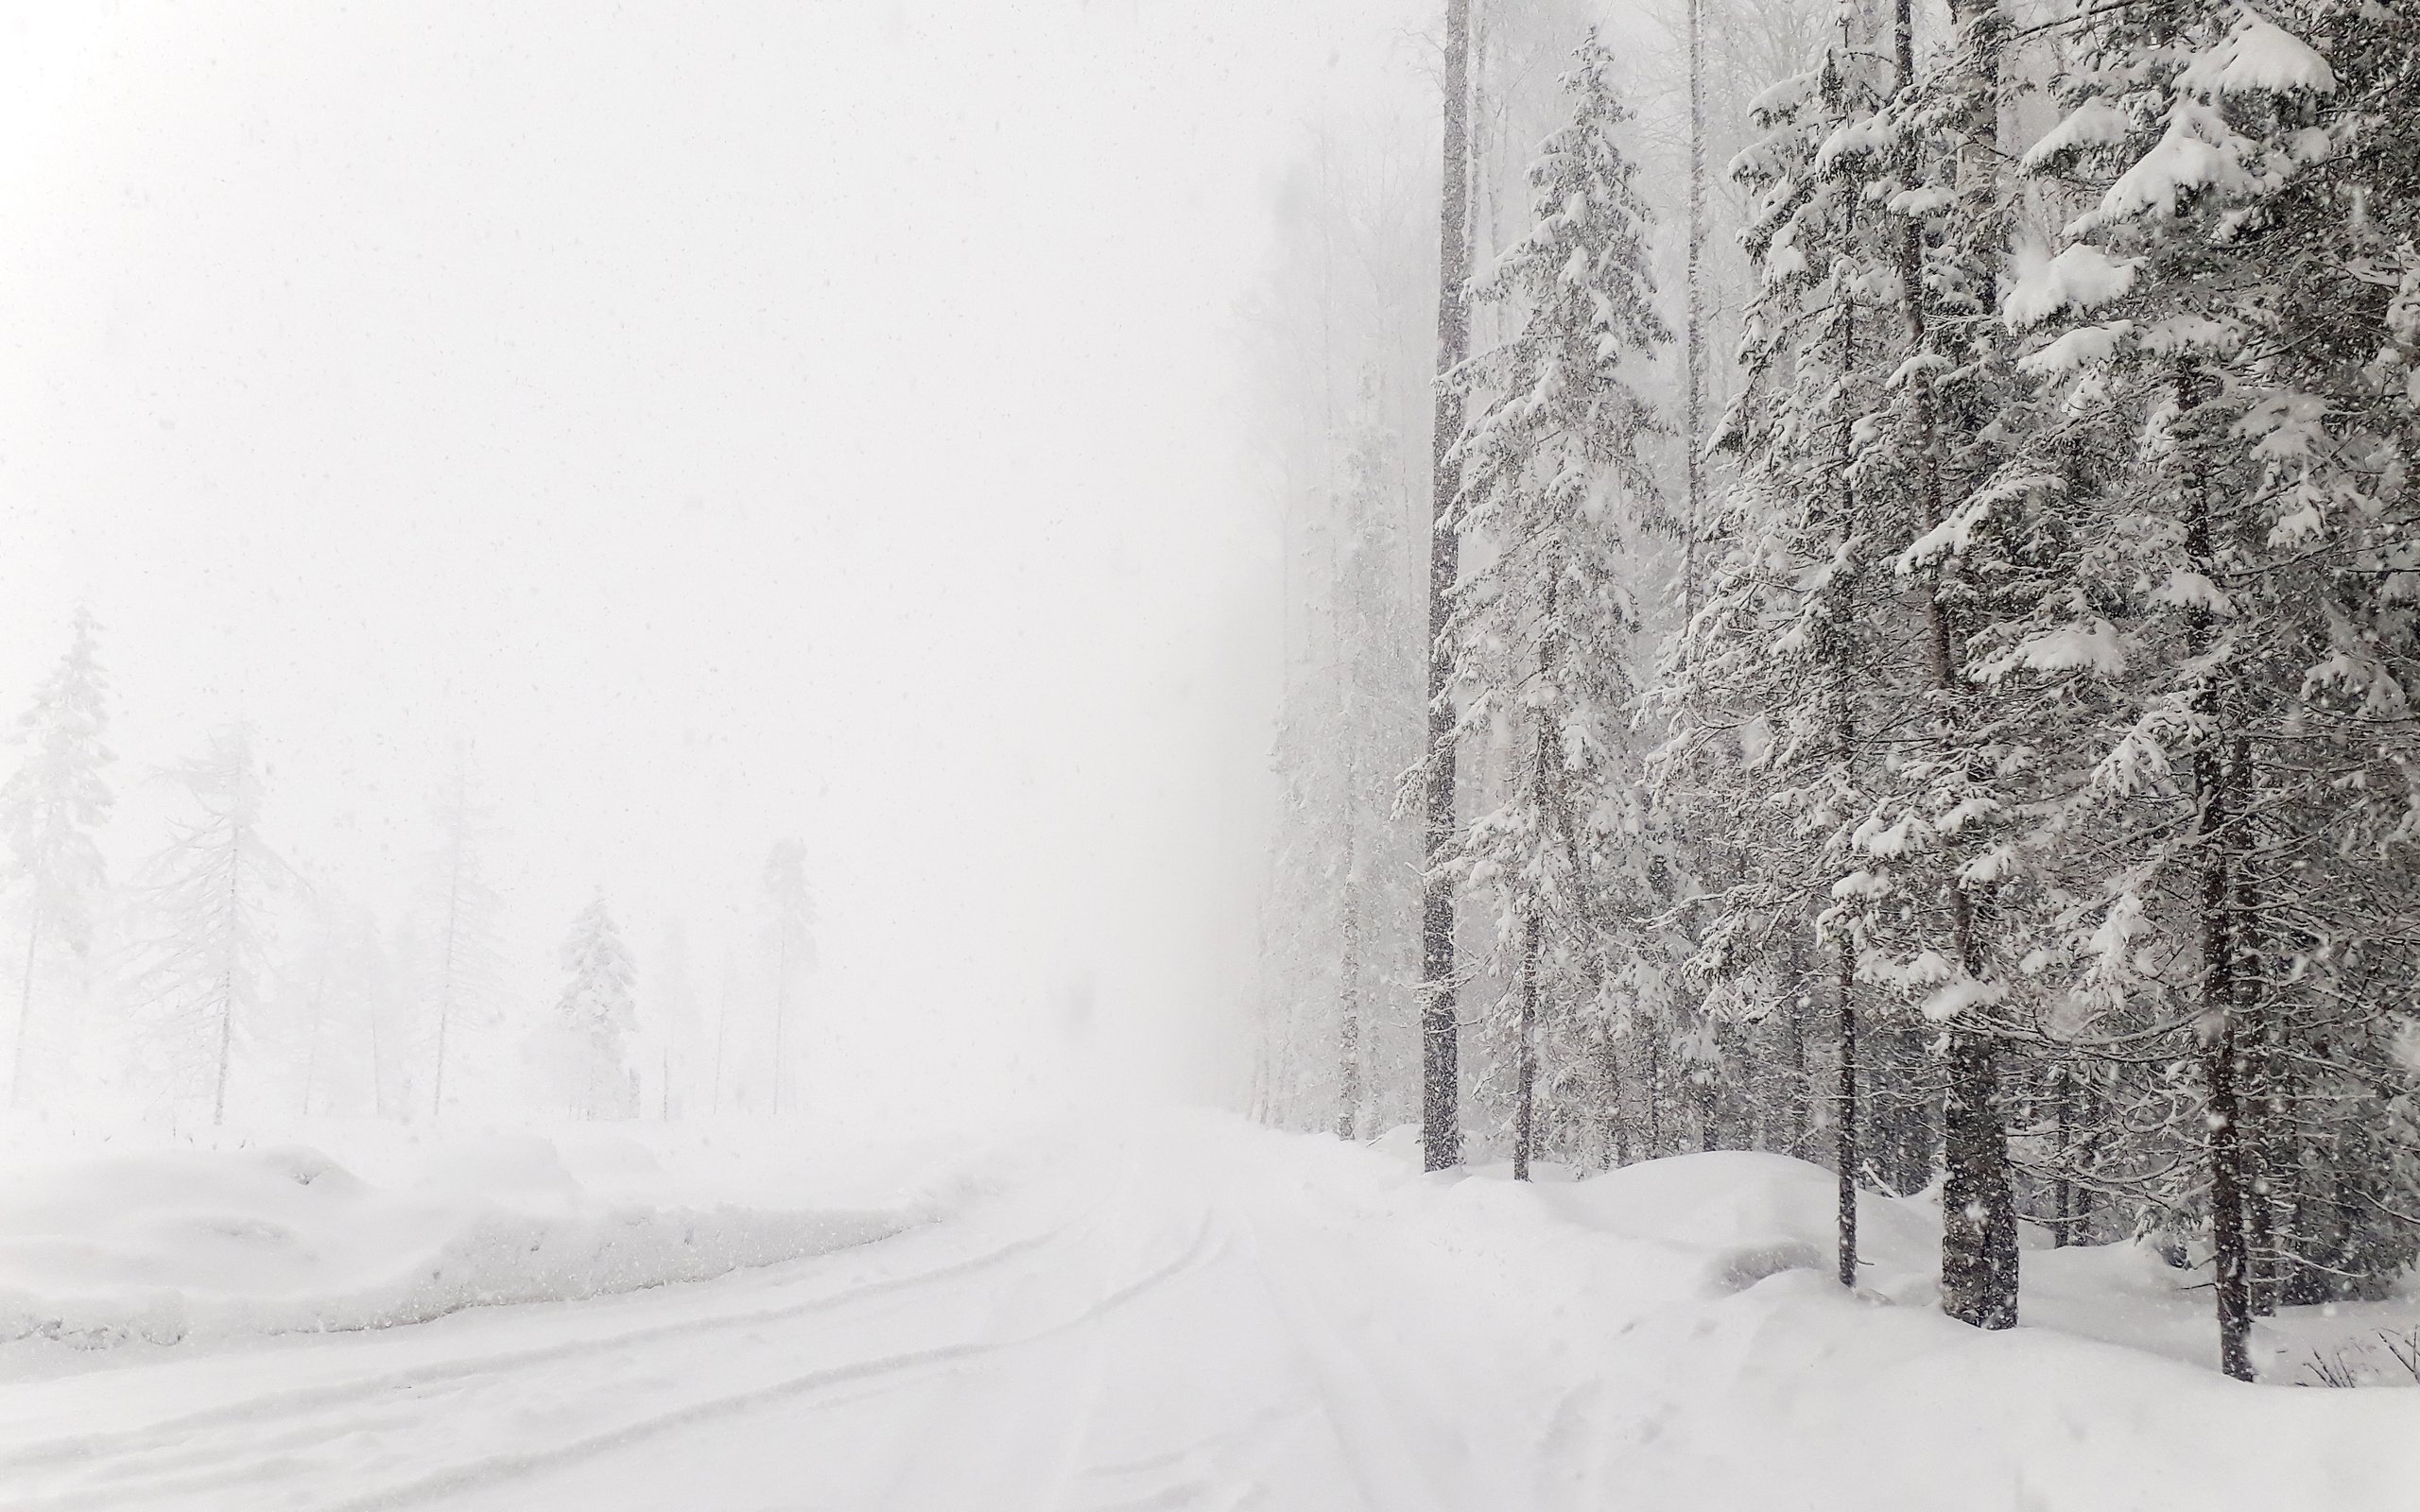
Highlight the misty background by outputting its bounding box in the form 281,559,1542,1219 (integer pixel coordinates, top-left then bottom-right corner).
0,0,1457,1127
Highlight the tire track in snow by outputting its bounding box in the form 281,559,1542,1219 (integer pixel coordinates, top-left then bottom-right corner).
872,1133,1166,1512
1201,1160,1466,1512
1068,1363,1313,1512
306,1214,1221,1512
5,1196,1219,1512
0,1199,1145,1512
0,1203,1105,1479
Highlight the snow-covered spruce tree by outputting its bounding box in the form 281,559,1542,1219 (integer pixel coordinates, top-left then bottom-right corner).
1783,0,2039,1331
761,838,815,1117
1670,0,1906,1284
129,724,293,1126
2293,0,2420,1314
1439,32,1670,1181
539,894,639,1121
424,747,504,1120
2014,0,2420,1375
0,609,114,1107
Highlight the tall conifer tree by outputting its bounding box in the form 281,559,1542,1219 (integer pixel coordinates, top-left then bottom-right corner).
130,725,291,1126
1443,33,1671,1180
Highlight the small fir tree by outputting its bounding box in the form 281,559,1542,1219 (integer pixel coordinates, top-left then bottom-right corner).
540,894,639,1121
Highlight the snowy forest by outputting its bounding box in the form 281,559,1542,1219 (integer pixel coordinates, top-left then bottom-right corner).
1,0,2417,1506
1253,0,2420,1390
1,609,821,1128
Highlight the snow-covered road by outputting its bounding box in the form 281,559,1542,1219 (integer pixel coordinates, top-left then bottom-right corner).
1,1117,2411,1511
0,1125,1553,1511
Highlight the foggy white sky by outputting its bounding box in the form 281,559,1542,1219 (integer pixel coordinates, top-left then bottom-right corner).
0,1,1436,1125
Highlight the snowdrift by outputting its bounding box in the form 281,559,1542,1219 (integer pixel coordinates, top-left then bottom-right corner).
1336,1124,2420,1508
1514,1143,2418,1383
0,1132,914,1352
1537,1147,1940,1297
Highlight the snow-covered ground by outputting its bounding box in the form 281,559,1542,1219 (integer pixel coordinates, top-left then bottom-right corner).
0,1113,2411,1510
1511,1143,2420,1386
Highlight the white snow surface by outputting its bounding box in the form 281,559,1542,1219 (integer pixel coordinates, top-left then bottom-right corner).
0,1113,2411,1510
2021,98,2134,171
2179,6,2338,99
2005,244,2141,330
2020,319,2135,378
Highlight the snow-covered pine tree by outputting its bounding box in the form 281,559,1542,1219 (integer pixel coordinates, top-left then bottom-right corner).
2306,0,2420,1318
1676,0,1904,1286
129,724,293,1125
0,609,114,1107
539,894,639,1121
1442,31,1671,1182
1764,0,2038,1330
424,746,504,1120
761,838,815,1117
1885,0,2032,1335
2013,0,2420,1378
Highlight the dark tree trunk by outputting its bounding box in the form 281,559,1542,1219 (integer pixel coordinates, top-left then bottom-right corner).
1646,1030,1665,1158
1683,0,1707,629
1836,950,1859,1289
1513,908,1542,1182
1336,959,1363,1143
1512,562,1564,1184
2198,781,2254,1379
1696,1032,1720,1154
2050,1059,2074,1247
1780,976,1809,1157
2178,361,2256,1380
1419,0,1475,1175
1909,0,2017,1332
1827,35,1861,1280
1598,1030,1626,1171
2073,1064,2100,1245
2231,756,2278,1318
1940,1010,2016,1328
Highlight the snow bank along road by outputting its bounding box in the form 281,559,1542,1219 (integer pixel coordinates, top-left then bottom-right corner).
0,1115,2411,1511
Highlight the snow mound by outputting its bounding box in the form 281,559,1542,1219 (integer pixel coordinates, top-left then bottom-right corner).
1542,1148,1939,1294
0,1139,912,1351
